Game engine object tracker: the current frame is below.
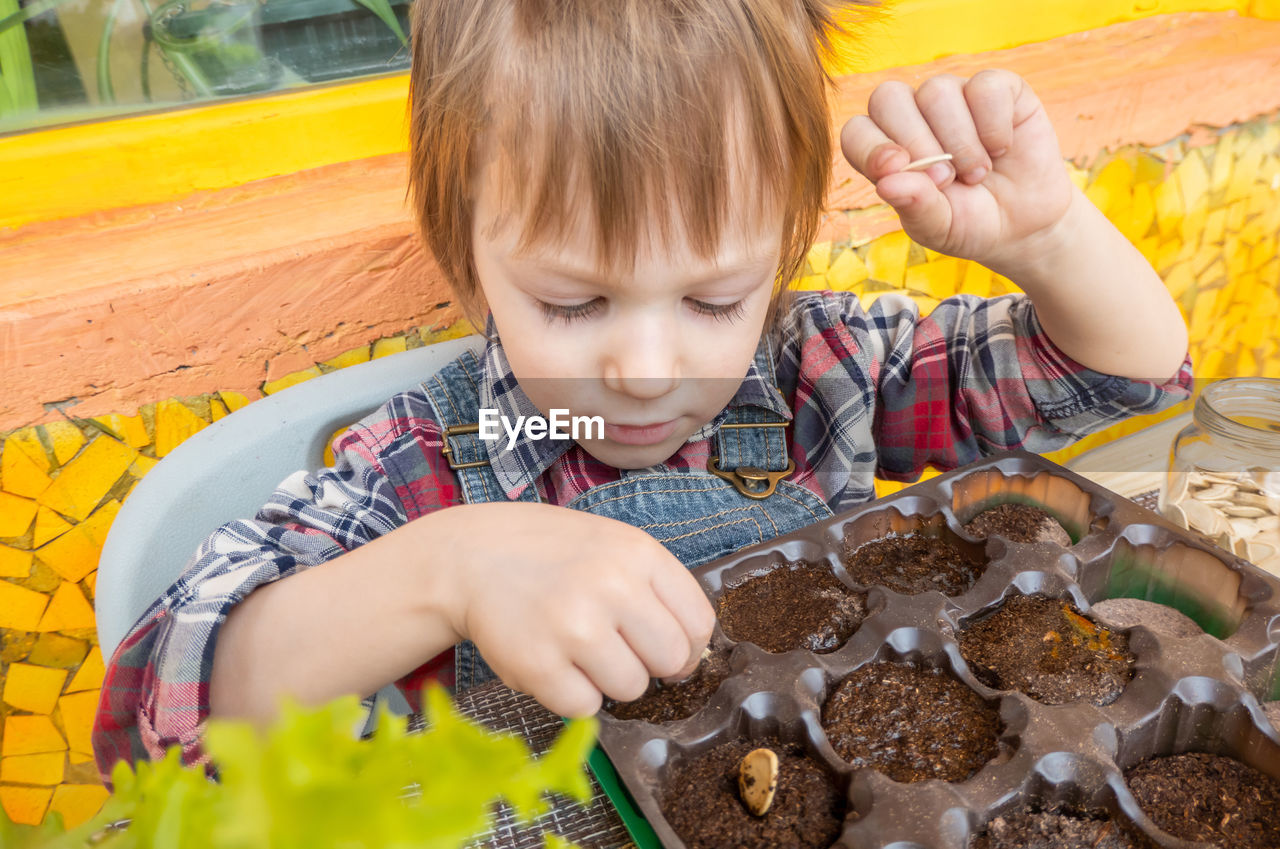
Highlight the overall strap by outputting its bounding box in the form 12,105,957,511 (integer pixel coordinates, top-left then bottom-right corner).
709,341,794,499
420,350,530,505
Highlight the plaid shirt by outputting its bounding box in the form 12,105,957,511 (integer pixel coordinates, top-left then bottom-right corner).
92,291,1192,782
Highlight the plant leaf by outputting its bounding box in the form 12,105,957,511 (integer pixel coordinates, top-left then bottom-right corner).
353,0,408,47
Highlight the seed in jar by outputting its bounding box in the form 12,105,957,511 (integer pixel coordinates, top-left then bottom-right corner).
1196,483,1236,502
1231,491,1272,510
1182,500,1228,536
1224,505,1268,519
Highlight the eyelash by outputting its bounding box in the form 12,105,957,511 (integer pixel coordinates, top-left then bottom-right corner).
537,298,747,325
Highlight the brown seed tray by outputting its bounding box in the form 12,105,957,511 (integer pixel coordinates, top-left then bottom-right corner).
595,451,1280,849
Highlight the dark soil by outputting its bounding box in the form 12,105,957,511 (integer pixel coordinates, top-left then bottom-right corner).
958,594,1134,705
821,660,1002,782
717,563,869,653
971,804,1156,849
662,737,846,849
603,647,732,723
963,503,1073,546
841,533,986,596
1126,752,1280,848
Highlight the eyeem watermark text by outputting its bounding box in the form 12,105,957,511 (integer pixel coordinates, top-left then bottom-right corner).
478,409,604,450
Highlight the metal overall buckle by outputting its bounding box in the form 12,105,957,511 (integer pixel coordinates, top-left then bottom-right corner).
440,423,490,470
707,420,794,500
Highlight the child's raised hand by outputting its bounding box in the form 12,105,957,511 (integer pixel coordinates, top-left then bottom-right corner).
436,502,716,717
840,70,1074,275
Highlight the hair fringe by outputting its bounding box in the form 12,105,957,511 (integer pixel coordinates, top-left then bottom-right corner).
409,0,879,328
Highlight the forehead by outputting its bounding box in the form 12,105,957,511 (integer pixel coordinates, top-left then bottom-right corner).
473,97,786,278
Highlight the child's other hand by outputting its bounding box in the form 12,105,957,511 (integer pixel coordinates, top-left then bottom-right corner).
436,502,715,718
840,70,1073,274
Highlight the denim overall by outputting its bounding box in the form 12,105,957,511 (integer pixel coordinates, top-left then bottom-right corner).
421,343,833,690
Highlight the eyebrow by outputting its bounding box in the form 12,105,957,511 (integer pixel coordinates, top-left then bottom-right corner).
518,253,778,286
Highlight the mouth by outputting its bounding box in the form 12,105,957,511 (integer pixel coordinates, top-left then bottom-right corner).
603,418,682,446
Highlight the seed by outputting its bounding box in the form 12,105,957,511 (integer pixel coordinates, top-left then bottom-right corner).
1223,505,1268,519
738,748,779,817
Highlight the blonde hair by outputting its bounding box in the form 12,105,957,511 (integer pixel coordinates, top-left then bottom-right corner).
408,0,868,327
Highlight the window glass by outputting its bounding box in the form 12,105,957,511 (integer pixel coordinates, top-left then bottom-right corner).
0,0,410,134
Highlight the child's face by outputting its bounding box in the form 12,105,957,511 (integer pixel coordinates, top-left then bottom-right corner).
472,173,784,470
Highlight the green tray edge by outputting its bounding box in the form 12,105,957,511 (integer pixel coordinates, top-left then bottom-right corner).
586,744,662,849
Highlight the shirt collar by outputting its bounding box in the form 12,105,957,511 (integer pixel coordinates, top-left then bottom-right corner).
478,322,792,498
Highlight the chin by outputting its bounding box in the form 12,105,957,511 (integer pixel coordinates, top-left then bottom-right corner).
580,437,686,470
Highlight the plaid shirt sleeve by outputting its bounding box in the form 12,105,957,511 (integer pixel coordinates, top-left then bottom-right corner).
854,292,1193,481
92,392,461,785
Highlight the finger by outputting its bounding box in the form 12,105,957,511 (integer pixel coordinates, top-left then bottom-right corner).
573,631,653,704
873,171,954,248
840,115,910,182
915,74,992,185
529,662,605,718
963,69,1020,161
867,80,955,188
618,595,697,680
648,563,716,676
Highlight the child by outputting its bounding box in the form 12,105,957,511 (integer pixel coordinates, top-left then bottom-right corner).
93,0,1190,780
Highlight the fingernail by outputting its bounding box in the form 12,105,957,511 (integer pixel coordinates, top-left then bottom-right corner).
872,143,904,173
966,166,988,183
925,162,953,185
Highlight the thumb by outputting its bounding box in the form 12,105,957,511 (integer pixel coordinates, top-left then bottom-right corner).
874,171,954,248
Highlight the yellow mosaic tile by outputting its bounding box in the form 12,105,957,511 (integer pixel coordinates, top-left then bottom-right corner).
209,397,230,422
57,691,98,760
48,785,109,829
153,398,209,459
220,391,252,413
0,753,65,786
807,240,832,275
0,491,37,538
1,434,52,500
0,785,52,826
36,582,96,633
31,507,72,549
262,366,323,395
36,521,101,586
0,545,32,579
324,345,372,370
826,247,869,289
129,455,158,477
1,716,65,757
0,581,49,631
372,336,408,359
864,229,911,288
793,274,828,291
2,663,67,714
41,422,85,467
91,413,150,450
64,648,103,694
36,436,136,523
23,634,88,670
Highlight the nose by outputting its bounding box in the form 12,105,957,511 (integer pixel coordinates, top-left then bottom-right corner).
601,316,681,400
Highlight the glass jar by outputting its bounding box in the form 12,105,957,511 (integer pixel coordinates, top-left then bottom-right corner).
1160,378,1280,576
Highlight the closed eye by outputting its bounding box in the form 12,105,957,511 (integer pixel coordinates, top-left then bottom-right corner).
688,299,747,323
537,298,604,324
